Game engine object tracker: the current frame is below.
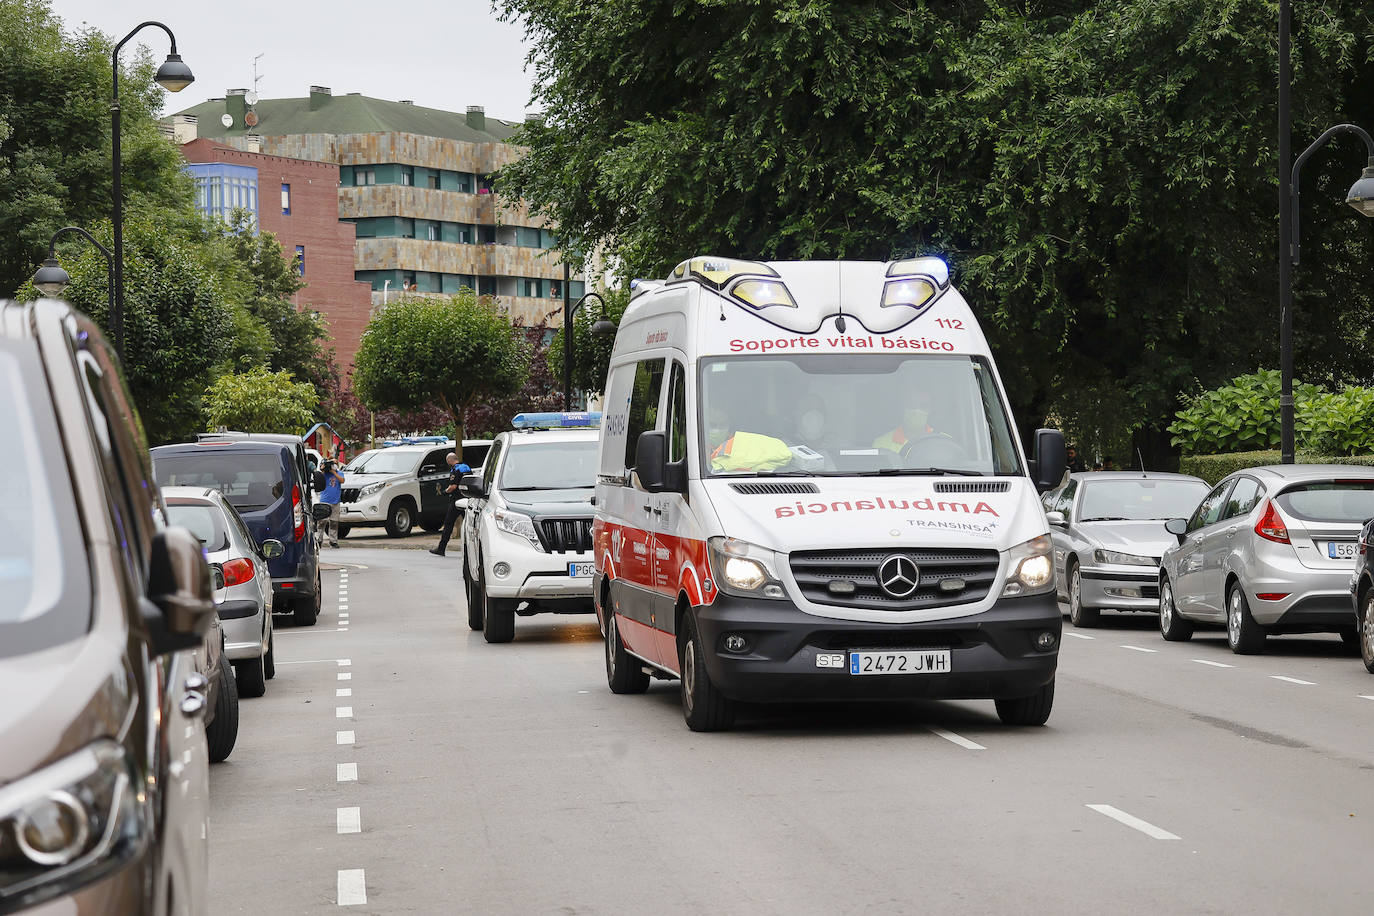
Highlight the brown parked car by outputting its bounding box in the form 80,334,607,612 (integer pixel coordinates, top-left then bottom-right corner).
0,299,216,914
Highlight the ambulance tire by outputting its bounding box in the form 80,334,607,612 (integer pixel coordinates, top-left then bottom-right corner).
680,611,735,732
605,609,649,694
995,677,1054,727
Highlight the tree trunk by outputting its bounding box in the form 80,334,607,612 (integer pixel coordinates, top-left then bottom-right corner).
436,392,466,463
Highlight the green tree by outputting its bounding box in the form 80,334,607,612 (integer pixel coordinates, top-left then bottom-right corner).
204,367,318,433
497,0,1374,465
352,294,530,457
545,288,628,396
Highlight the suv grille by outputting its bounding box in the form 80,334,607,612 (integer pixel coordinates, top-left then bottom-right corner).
537,517,593,554
341,487,360,504
790,547,1000,611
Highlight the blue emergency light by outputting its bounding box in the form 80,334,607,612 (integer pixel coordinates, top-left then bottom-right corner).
511,411,602,429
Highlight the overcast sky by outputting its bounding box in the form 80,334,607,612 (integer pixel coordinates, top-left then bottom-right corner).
48,0,540,122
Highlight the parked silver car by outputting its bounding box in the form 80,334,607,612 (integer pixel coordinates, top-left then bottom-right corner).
1043,472,1209,626
165,486,282,697
1159,465,1374,653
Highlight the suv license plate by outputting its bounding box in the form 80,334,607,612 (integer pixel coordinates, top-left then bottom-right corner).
850,650,951,675
568,562,595,578
1327,541,1357,559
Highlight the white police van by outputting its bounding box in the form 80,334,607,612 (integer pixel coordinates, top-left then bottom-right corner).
459,413,601,643
593,257,1066,730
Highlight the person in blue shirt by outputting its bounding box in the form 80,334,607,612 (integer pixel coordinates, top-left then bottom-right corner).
429,454,471,556
318,459,346,548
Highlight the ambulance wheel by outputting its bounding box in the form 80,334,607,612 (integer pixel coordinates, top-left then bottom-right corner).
995,678,1054,726
605,611,649,694
680,612,734,732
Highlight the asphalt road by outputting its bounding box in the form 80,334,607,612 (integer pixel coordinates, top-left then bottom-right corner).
209,537,1374,914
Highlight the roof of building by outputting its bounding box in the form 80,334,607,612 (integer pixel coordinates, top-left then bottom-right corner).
172,93,522,144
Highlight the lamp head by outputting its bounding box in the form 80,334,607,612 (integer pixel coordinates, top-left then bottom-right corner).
1346,165,1374,217
32,258,71,297
590,317,616,337
155,54,194,92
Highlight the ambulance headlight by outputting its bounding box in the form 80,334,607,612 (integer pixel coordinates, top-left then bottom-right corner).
881,278,936,310
707,537,786,599
1002,535,1055,596
730,279,797,310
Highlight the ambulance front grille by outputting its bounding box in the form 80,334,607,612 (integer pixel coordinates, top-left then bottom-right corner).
537,517,593,554
790,548,1000,611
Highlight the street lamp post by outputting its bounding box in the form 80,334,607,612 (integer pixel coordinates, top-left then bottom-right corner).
111,22,193,356
32,226,115,319
1278,123,1374,462
560,269,616,411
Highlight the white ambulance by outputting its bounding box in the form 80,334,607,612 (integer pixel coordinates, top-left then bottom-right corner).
593,257,1066,731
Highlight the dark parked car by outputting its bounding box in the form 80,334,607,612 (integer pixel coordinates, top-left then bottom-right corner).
0,298,214,913
151,440,321,625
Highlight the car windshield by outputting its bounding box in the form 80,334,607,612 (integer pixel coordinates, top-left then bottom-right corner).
1276,481,1374,522
0,344,90,657
165,501,231,552
698,354,1021,477
347,450,421,475
1078,479,1210,521
152,453,285,512
499,440,599,490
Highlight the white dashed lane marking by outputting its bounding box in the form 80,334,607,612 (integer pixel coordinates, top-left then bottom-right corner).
1087,804,1180,840
1193,659,1235,668
1120,645,1157,653
1064,632,1094,640
337,807,361,834
337,659,351,666
337,763,357,782
1270,675,1315,685
337,869,366,906
926,726,986,750
336,731,355,745
1361,695,1374,701
337,707,353,718
337,688,352,697
338,673,351,681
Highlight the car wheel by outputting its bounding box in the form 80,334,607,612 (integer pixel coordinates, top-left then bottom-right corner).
1361,593,1374,674
206,659,239,763
1158,576,1194,642
465,559,484,632
337,524,352,539
1067,561,1099,628
234,654,266,698
420,518,443,533
1226,584,1266,655
384,499,415,537
680,611,734,731
481,568,515,644
605,610,650,694
264,630,276,680
294,572,320,627
995,678,1055,726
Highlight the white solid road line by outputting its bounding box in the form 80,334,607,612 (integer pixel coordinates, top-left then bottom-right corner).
926,726,986,750
1086,804,1180,840
1270,675,1316,685
337,707,353,718
337,869,366,906
337,807,361,834
1064,632,1094,640
1193,659,1235,668
336,731,355,745
1120,645,1157,653
276,658,344,666
337,763,358,782
338,672,351,681
337,688,352,697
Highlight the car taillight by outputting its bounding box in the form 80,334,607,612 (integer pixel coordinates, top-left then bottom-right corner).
1254,499,1290,544
292,484,304,541
222,557,255,587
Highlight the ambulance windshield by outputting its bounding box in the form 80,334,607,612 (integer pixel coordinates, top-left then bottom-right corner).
699,354,1021,477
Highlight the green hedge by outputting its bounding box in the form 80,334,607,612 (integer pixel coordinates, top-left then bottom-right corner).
1180,451,1374,485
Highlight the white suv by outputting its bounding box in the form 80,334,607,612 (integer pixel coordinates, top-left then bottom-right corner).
460,418,600,642
339,439,491,537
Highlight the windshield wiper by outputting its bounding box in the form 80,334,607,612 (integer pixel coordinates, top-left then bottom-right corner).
1081,516,1130,522
864,467,987,477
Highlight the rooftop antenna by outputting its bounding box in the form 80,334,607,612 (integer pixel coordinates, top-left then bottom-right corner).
252,52,265,97
1137,447,1146,474
835,261,847,333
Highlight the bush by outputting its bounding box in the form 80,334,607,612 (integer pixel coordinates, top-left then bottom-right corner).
1168,371,1321,456
1179,451,1374,485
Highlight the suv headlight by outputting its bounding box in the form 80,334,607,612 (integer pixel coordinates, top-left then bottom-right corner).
1094,548,1154,567
494,509,540,548
707,537,787,599
0,740,147,910
1002,535,1055,597
358,481,387,499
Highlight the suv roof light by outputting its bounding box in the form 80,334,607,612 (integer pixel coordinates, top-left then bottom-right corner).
511,412,602,429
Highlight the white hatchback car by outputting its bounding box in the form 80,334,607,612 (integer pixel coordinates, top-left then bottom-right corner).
164,486,281,696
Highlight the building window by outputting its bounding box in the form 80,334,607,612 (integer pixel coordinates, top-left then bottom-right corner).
428,224,439,241
295,245,305,277
402,166,414,186
281,183,291,215
428,173,440,190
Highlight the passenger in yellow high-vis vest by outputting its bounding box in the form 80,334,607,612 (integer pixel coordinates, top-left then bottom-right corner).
709,430,793,472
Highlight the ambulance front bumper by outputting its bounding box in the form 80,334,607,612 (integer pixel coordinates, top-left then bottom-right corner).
693,592,1060,702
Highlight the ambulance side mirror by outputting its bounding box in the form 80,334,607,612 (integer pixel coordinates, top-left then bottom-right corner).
1029,428,1066,494
635,430,685,494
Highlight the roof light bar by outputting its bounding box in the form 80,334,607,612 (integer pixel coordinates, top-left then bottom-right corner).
886,256,950,289
667,256,778,290
511,411,602,429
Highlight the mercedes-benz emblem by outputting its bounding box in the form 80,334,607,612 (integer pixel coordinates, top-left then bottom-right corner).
877,554,920,598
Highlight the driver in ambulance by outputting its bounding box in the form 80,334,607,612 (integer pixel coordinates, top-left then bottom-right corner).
874,387,936,453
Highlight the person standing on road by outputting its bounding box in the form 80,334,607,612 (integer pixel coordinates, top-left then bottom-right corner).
429,454,471,556
319,459,345,548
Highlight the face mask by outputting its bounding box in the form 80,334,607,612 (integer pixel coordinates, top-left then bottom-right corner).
903,409,929,433
800,410,824,440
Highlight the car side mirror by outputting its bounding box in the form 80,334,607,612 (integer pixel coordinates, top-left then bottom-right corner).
1028,428,1067,493
1165,518,1188,543
260,538,285,559
311,502,333,522
458,473,486,498
144,526,216,655
1046,510,1067,528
